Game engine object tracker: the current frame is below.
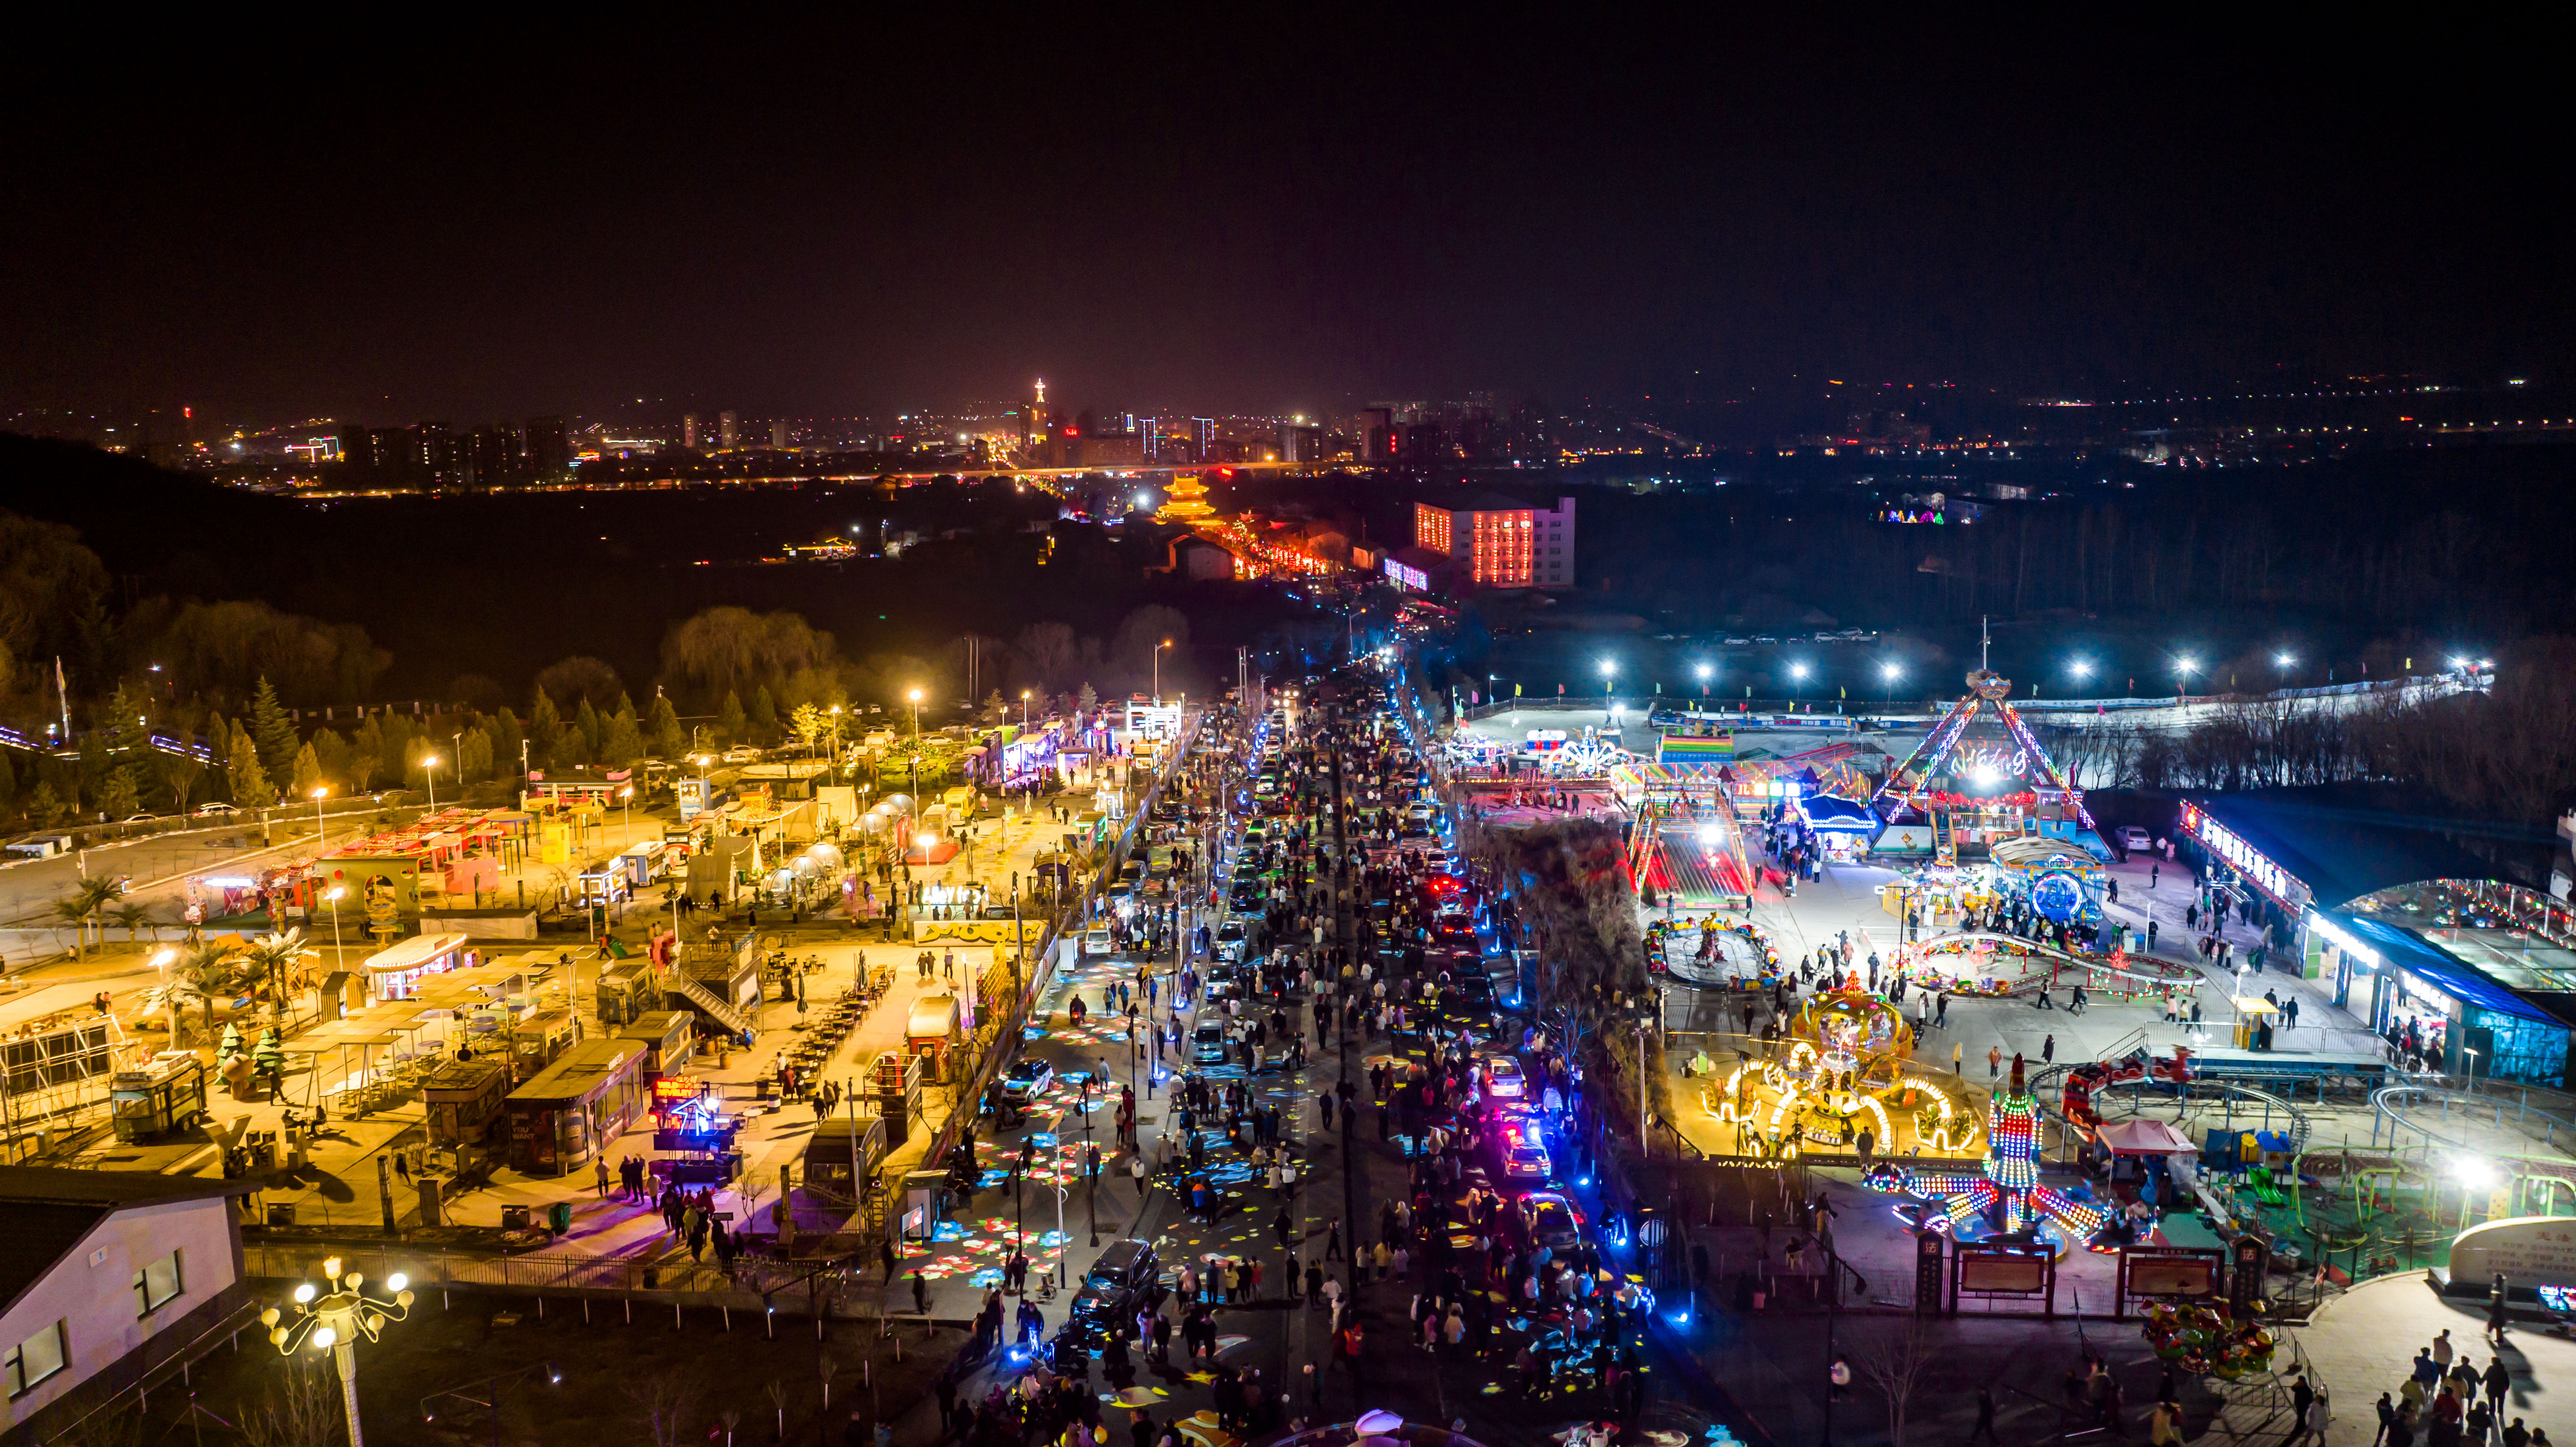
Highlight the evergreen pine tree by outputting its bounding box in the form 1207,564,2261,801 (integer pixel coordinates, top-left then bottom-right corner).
227,731,279,808
527,693,563,769
644,694,685,760
347,716,386,791
289,742,327,800
250,678,300,788
601,704,644,767
748,686,778,740
26,779,65,826
574,698,603,762
1078,682,1099,713
718,690,747,743
312,728,353,789
99,767,142,819
492,708,524,778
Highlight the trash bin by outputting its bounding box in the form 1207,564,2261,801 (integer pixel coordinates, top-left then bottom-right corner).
548,1201,573,1235
501,1204,532,1230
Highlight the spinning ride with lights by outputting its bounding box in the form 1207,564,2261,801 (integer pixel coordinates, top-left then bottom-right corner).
1709,978,1980,1156
1864,1054,2108,1254
1873,626,2093,866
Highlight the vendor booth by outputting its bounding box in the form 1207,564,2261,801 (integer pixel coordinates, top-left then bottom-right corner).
360,932,471,1001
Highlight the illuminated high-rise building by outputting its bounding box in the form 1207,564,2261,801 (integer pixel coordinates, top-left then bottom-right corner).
718,410,739,447
1192,417,1215,459
682,414,699,449
1411,493,1577,590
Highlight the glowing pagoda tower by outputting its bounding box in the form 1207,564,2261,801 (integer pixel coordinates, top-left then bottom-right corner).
1157,472,1215,523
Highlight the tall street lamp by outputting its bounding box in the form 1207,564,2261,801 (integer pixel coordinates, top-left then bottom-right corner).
323,888,347,970
1154,640,1172,703
420,754,442,812
827,705,844,786
311,786,330,850
906,688,924,801
1790,661,1810,705
263,1257,414,1447
1880,661,1902,707
1599,659,1617,697
2174,657,2200,700
152,947,177,1043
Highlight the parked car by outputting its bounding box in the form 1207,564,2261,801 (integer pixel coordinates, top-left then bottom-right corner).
2117,825,2152,852
1082,925,1114,956
192,802,241,818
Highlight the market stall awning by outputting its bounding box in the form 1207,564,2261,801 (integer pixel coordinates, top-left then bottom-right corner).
2096,1118,2197,1154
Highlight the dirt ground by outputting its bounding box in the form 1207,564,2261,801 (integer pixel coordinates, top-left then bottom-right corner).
123,1293,966,1447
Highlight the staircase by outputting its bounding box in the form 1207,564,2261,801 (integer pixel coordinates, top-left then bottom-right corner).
660,968,754,1035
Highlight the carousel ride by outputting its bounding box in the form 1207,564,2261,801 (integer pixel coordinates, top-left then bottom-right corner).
1863,1054,2112,1255
1705,976,1982,1157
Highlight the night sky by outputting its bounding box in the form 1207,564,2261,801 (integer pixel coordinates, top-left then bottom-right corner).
4,16,2562,424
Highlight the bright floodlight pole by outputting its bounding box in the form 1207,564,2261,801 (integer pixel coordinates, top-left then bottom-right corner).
152,947,178,1043
2174,657,2198,701
421,754,441,812
1881,661,1901,707
263,1257,415,1447
311,786,330,850
1155,640,1172,704
1791,661,1810,706
907,688,924,800
324,888,347,972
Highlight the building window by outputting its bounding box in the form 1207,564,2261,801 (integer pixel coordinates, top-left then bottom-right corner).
6,1321,65,1397
135,1250,184,1317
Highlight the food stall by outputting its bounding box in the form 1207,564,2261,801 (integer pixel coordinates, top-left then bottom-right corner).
109,1053,208,1142
905,994,961,1081
423,1057,511,1148
502,1039,646,1176
618,1009,697,1085
802,1116,887,1204
360,932,472,1002
510,1008,577,1084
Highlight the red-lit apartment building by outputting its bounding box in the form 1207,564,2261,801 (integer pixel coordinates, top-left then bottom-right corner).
1401,494,1576,591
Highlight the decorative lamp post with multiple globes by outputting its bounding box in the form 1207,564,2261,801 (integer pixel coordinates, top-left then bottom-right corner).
263,1257,413,1447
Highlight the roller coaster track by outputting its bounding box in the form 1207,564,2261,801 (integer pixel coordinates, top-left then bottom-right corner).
2029,1061,2314,1154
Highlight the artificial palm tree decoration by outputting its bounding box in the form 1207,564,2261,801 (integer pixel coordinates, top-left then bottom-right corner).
110,902,156,943
242,929,309,1024
169,940,255,1044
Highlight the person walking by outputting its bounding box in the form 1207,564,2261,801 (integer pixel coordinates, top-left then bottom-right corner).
1988,1045,2003,1080
1970,1387,2004,1445
593,1155,612,1198
2042,1034,2056,1064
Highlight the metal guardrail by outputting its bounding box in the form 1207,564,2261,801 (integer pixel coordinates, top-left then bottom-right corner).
2368,1082,2576,1155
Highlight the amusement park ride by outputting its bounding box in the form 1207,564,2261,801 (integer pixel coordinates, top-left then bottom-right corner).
1872,623,2094,867
1708,976,1984,1158
1865,1054,2114,1255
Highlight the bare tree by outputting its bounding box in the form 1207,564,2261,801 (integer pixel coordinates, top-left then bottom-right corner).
625,1372,704,1447
1849,1318,1943,1447
237,1358,343,1447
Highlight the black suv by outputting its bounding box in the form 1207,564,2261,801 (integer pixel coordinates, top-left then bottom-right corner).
1070,1239,1161,1329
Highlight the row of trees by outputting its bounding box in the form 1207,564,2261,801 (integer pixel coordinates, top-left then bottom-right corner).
2052,637,2576,823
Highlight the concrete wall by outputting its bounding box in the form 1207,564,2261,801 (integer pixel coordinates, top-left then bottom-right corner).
0,1197,242,1436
